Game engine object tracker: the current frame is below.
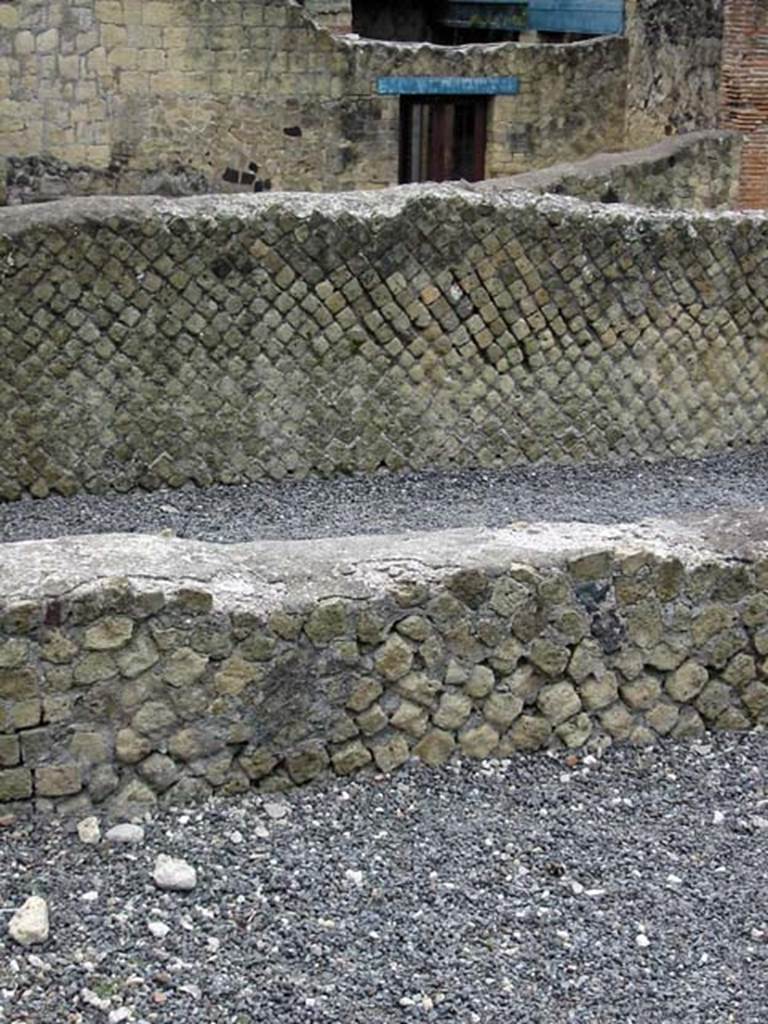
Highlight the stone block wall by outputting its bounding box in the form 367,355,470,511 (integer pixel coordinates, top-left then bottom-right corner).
1,522,767,814
495,131,742,211
0,0,627,202
1,186,768,501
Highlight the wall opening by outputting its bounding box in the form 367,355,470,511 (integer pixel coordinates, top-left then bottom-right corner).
351,1,524,43
400,96,488,183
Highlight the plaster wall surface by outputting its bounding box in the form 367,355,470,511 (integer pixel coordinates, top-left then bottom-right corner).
2,184,768,501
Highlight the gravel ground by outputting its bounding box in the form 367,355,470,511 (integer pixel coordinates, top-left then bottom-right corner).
2,735,768,1024
2,446,768,545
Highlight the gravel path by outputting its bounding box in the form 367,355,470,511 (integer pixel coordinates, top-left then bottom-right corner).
2,735,768,1024
2,446,768,544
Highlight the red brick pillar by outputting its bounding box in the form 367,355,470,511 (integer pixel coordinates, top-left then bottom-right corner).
721,0,768,208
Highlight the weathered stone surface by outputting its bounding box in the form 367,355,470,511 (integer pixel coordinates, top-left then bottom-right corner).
116,636,160,678
600,702,634,740
695,680,733,721
414,729,455,766
742,681,768,721
465,665,495,699
213,656,260,696
372,735,411,773
645,701,680,735
356,703,388,736
0,640,27,669
374,635,414,682
580,672,619,710
41,630,78,664
331,740,372,776
89,765,119,802
74,653,117,686
305,601,348,645
459,723,500,758
390,700,429,738
502,714,552,752
433,692,473,731
666,660,708,702
0,767,33,801
168,727,222,762
138,753,180,791
529,639,570,677
153,854,197,891
132,701,177,735
483,692,524,730
396,615,431,642
286,744,330,784
537,682,581,726
0,667,37,699
84,616,134,651
346,677,383,713
620,675,662,710
112,779,158,810
116,727,152,764
556,712,593,748
671,706,706,739
397,672,441,708
35,764,83,797
8,897,49,947
69,731,110,764
239,747,278,781
163,648,209,687
0,735,20,767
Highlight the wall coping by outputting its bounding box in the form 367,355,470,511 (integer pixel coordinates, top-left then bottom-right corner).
1,178,767,245
3,513,767,608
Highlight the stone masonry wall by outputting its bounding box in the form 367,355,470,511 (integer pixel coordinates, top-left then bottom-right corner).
496,131,742,211
1,186,768,501
1,521,767,814
625,0,724,147
0,0,627,202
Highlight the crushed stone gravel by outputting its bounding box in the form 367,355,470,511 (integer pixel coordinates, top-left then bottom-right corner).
2,446,768,545
2,734,768,1023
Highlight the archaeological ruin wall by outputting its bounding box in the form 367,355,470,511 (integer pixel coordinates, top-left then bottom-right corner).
1,184,767,502
624,0,725,147
0,0,626,203
1,520,767,813
495,131,742,211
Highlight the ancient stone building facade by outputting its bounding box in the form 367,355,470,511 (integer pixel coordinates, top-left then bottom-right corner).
0,1,729,204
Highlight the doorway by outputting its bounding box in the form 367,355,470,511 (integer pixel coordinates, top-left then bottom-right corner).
399,96,488,183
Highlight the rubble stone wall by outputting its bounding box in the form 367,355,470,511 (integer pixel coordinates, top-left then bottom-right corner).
625,0,725,147
0,0,626,202
2,186,768,501
1,524,767,814
496,131,742,211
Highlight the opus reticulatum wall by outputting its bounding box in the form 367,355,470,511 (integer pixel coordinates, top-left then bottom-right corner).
1,519,767,813
1,185,768,501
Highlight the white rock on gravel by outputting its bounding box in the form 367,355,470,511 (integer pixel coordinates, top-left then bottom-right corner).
153,854,197,891
105,823,145,844
8,897,49,947
77,817,101,845
264,801,289,821
148,920,170,939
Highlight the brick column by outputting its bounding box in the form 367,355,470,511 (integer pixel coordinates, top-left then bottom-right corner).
721,0,768,207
